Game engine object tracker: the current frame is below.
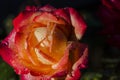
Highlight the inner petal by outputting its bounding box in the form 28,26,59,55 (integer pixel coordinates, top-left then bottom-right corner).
34,27,47,42
35,48,54,65
49,26,67,61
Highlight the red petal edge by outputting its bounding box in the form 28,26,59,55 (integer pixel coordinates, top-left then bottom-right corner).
69,8,87,40
20,73,51,80
0,29,29,74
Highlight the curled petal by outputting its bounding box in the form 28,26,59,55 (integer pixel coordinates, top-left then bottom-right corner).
69,8,87,40
66,48,88,80
52,43,71,70
73,48,88,69
54,8,71,24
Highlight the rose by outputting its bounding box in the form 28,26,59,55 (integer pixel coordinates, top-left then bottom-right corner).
0,5,88,80
98,0,120,48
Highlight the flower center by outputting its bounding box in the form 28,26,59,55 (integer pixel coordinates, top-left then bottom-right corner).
32,24,68,65
34,27,47,42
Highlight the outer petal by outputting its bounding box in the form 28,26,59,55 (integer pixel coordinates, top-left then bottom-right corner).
66,48,88,80
13,11,33,30
34,12,66,24
20,73,50,80
69,8,87,40
54,7,87,39
53,8,71,24
39,5,56,12
13,7,41,31
0,29,29,74
0,45,29,74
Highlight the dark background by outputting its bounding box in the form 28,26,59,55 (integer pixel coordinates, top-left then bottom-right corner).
0,0,120,80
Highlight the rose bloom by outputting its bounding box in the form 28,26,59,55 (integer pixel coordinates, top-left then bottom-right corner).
0,5,87,80
99,0,120,48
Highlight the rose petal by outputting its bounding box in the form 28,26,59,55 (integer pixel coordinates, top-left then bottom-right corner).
54,8,71,24
52,43,71,70
39,5,56,12
66,48,88,80
20,73,50,80
25,6,37,11
0,29,29,74
69,8,87,39
13,11,33,30
13,9,41,31
34,12,66,24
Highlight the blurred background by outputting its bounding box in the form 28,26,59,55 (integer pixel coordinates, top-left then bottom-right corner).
0,0,120,80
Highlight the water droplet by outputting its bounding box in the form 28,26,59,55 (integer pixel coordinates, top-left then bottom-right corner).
1,41,9,46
